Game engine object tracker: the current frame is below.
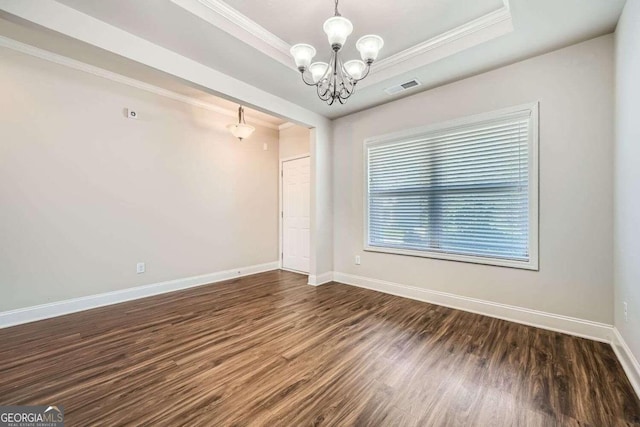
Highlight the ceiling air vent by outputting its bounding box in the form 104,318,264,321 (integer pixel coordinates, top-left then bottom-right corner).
384,79,422,95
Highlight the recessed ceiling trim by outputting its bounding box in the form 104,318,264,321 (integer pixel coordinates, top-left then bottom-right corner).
170,0,513,86
0,36,280,129
356,2,513,89
372,3,512,73
170,0,297,71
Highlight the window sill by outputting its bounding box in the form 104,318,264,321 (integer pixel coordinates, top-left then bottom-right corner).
364,245,539,271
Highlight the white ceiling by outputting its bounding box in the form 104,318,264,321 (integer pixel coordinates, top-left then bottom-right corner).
1,0,627,120
222,0,505,61
0,14,287,127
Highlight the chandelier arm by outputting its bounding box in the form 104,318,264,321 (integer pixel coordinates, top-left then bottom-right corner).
360,65,371,81
335,53,346,100
333,52,340,85
319,86,330,98
324,85,334,104
336,53,348,83
337,54,355,101
346,80,357,99
353,63,372,82
343,83,354,101
318,74,331,97
318,78,333,101
332,52,339,100
337,80,346,102
344,62,356,92
342,83,350,97
326,51,337,82
317,84,330,100
340,85,350,102
300,71,319,86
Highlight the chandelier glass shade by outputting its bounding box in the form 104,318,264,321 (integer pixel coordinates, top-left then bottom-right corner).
227,106,255,140
290,0,383,105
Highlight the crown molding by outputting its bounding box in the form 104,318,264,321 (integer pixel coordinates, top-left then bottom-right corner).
372,5,512,73
278,122,296,131
197,0,290,53
0,35,279,129
170,0,513,86
170,0,296,71
357,4,513,88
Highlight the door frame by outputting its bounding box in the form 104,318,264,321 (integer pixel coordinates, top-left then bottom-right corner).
279,154,311,272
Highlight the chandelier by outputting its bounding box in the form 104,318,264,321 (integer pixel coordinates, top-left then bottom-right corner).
227,106,255,141
289,0,384,105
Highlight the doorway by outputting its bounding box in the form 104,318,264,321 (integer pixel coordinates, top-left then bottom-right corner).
280,156,310,273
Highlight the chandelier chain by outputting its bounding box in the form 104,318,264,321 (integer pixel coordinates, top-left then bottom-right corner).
334,0,340,16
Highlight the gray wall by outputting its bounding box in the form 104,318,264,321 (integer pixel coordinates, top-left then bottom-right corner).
0,47,280,311
614,0,640,364
332,35,614,323
279,125,310,159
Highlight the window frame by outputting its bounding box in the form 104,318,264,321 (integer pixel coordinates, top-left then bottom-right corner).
363,102,539,271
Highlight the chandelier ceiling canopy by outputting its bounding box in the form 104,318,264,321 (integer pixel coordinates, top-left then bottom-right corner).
290,0,384,105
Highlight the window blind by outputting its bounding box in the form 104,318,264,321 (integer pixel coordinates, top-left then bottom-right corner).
366,110,532,263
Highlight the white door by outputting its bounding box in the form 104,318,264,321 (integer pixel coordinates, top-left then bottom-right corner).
282,157,310,273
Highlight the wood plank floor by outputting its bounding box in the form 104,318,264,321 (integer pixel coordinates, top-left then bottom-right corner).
0,270,638,426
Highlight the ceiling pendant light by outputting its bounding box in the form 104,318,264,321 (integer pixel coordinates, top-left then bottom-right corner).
227,106,255,140
290,0,384,105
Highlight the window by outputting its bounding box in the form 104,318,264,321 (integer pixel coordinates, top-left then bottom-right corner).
365,103,538,270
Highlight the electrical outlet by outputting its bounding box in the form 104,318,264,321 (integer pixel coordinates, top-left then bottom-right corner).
355,255,361,265
624,301,628,322
136,262,145,274
263,143,268,151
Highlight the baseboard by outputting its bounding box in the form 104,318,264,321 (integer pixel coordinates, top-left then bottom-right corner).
308,271,334,286
280,267,308,275
332,272,613,343
612,327,640,399
0,261,279,329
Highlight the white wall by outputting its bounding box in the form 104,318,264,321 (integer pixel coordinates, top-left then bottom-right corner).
279,125,310,160
0,47,280,312
333,35,614,324
614,0,640,362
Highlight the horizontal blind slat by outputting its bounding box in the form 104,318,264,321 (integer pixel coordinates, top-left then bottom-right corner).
367,112,531,262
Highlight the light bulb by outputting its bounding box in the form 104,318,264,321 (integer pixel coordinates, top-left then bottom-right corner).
344,60,366,80
290,44,316,70
227,123,255,141
323,16,353,49
356,35,384,63
309,62,329,83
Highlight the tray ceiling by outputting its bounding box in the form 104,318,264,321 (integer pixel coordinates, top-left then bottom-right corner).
3,0,628,119
222,0,505,60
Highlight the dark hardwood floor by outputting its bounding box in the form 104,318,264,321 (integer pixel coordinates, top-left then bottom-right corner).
0,270,638,426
